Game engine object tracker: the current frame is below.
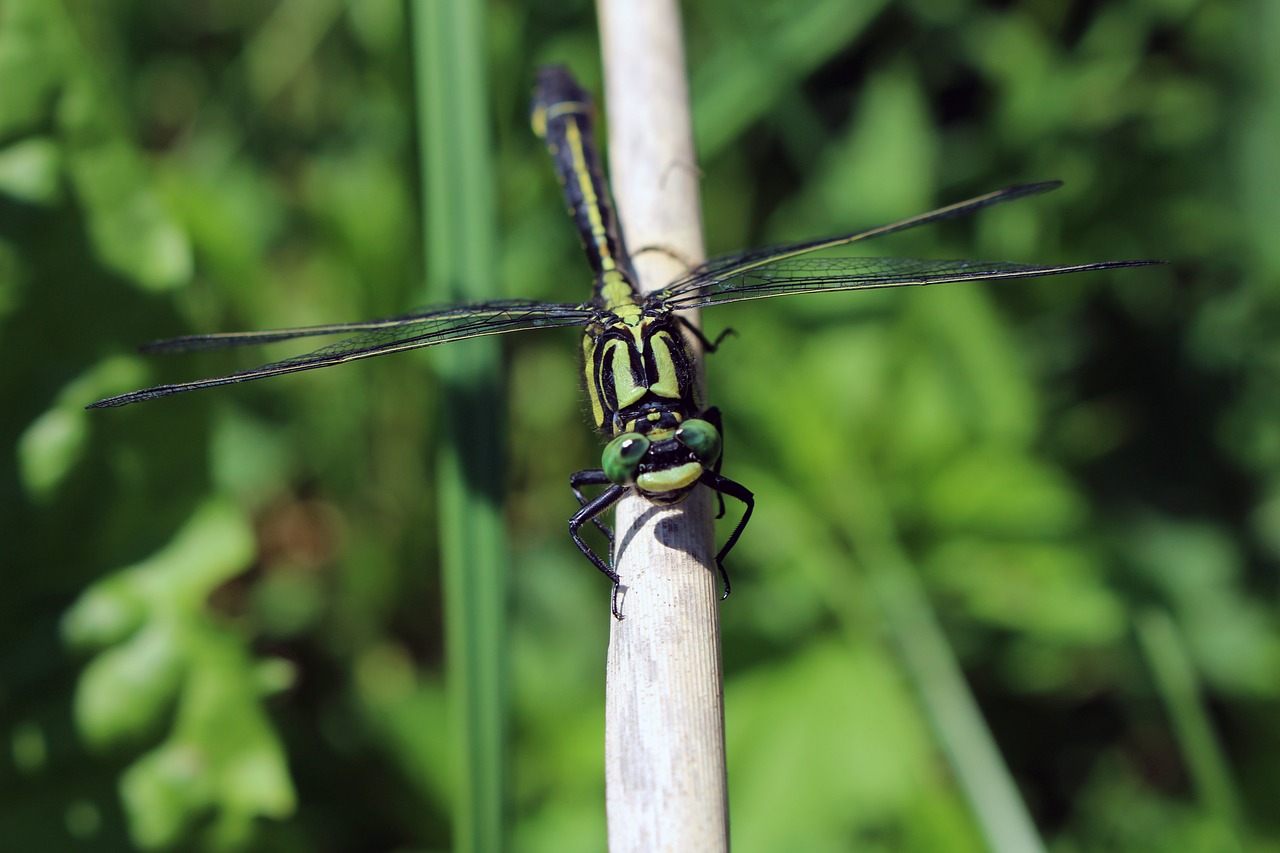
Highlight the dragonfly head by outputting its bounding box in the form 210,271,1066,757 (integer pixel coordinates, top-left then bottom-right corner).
602,418,722,503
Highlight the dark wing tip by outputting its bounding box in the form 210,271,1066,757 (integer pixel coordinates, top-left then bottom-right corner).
988,180,1063,202
138,331,299,353
138,336,196,354
86,390,154,409
86,383,191,408
1097,259,1167,268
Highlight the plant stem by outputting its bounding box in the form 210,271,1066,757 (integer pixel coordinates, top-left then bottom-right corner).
410,2,508,851
596,2,730,851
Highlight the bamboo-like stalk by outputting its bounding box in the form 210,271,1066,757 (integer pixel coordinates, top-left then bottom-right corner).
410,2,508,852
596,2,730,851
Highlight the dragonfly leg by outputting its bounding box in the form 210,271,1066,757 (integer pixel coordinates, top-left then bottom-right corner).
698,469,755,601
701,407,728,519
675,315,736,354
568,477,628,618
570,469,615,542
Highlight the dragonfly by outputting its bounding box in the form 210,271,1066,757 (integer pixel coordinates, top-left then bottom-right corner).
89,66,1159,617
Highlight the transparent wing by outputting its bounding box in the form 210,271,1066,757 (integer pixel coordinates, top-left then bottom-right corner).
657,257,1161,310
89,299,594,408
654,182,1063,296
650,181,1158,308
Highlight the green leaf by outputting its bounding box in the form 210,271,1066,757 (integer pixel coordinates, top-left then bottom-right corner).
0,137,62,204
813,66,936,223
0,0,65,136
1126,519,1280,696
64,499,296,847
17,402,87,501
927,539,1124,646
59,75,193,291
120,739,217,850
73,621,186,748
726,641,979,853
923,447,1087,537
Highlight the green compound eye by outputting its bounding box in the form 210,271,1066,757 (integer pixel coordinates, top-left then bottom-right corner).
602,433,650,485
676,419,722,465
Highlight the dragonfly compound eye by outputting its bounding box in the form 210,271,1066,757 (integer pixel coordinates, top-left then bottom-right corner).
603,433,651,486
675,419,722,465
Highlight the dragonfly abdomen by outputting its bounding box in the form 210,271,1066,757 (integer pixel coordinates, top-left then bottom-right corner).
532,66,636,290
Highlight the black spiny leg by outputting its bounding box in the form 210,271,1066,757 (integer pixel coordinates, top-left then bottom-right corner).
698,469,755,601
568,471,628,618
676,316,736,353
570,469,615,542
702,406,728,519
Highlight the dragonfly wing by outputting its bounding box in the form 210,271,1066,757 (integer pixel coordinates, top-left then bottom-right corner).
139,298,582,352
659,257,1162,310
654,182,1067,299
89,300,593,408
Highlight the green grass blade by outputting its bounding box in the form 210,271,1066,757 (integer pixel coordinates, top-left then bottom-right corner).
844,467,1047,853
867,551,1047,853
409,2,508,851
1136,609,1245,852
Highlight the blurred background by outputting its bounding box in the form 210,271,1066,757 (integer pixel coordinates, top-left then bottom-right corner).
2,0,1276,850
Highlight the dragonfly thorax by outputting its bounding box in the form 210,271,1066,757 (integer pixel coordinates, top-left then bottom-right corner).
582,308,702,435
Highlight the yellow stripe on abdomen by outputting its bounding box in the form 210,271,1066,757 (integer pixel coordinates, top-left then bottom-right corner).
564,119,617,275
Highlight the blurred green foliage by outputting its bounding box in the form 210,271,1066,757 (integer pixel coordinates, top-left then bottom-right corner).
2,0,1277,850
